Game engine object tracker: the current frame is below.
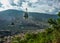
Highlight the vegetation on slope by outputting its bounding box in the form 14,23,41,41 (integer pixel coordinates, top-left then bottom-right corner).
11,12,60,43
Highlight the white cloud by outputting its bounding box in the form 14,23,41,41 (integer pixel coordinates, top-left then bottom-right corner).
21,2,29,10
14,0,20,5
0,0,11,6
29,0,38,3
0,0,60,14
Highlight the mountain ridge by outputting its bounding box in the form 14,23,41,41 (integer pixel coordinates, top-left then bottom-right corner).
0,9,58,31
0,9,57,15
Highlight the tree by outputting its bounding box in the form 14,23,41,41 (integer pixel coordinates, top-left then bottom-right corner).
48,12,60,31
46,12,60,43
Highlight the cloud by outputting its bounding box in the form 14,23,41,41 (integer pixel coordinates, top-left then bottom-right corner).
14,0,20,5
28,0,38,3
0,0,60,14
0,2,2,7
0,0,11,7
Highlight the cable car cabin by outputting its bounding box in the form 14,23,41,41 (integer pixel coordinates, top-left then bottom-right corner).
24,12,28,19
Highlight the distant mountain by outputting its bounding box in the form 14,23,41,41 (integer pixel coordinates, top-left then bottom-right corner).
0,9,58,31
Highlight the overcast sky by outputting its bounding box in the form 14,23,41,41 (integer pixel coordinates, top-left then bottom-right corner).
0,0,60,14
